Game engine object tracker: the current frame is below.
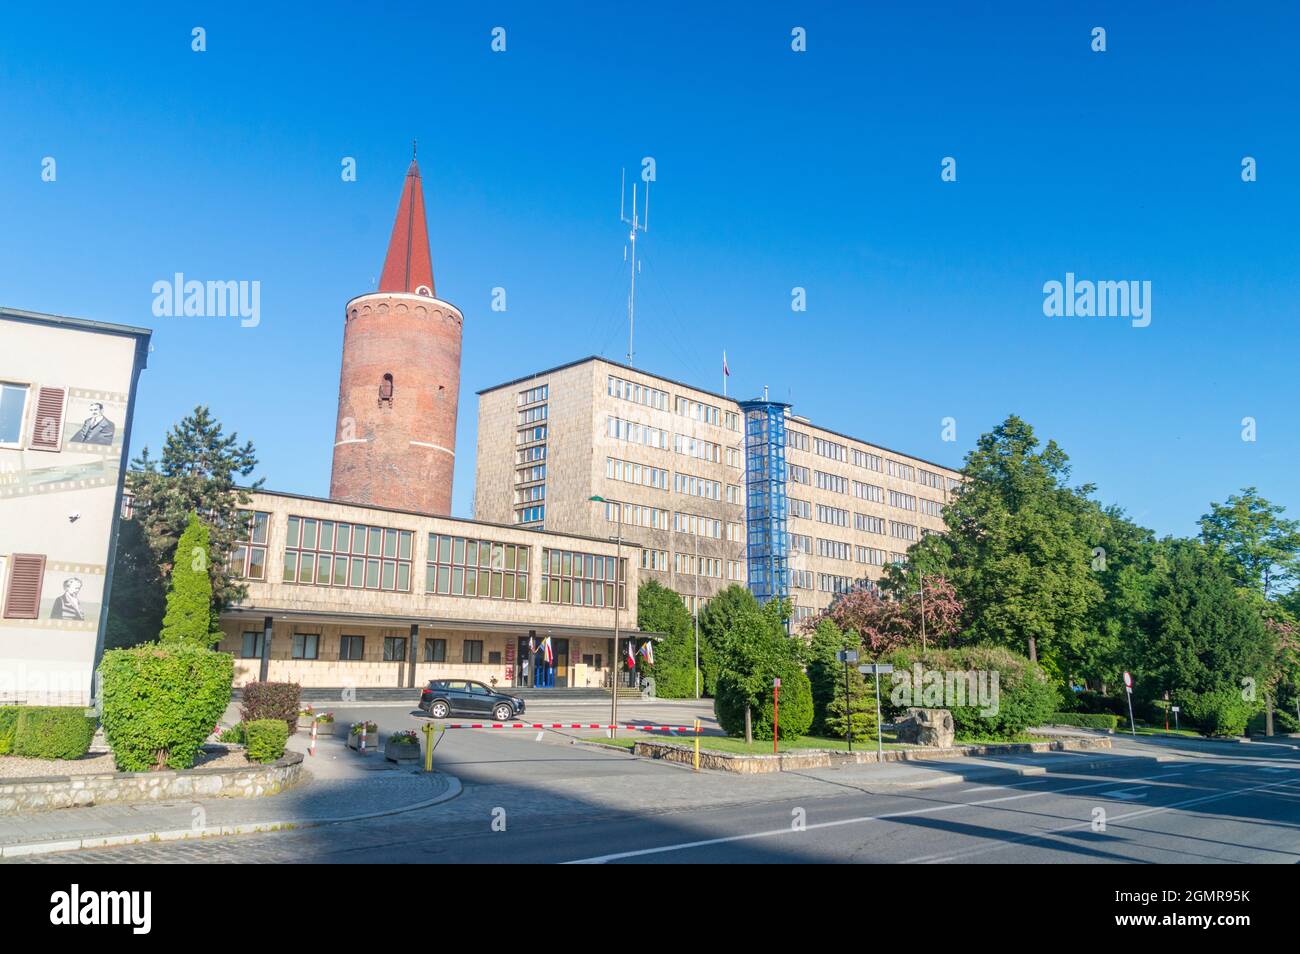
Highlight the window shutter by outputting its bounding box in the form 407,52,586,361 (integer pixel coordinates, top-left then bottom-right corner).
27,387,67,451
3,554,46,619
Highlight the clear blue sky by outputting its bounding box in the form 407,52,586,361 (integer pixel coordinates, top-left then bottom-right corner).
2,2,1296,536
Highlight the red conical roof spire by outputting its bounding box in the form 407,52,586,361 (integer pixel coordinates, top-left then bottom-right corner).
378,157,435,296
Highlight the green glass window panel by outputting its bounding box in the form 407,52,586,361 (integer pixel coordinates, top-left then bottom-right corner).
479,544,491,568
517,574,527,600
336,524,351,553
251,512,269,544
451,566,464,595
365,558,380,588
399,531,412,561
595,584,605,607
382,560,396,590
321,522,335,551
561,579,572,604
502,573,514,600
478,569,490,595
464,540,477,566
368,527,382,555
299,556,314,583
397,562,410,592
302,519,318,550
605,583,615,607
317,554,332,583
425,564,437,593
548,578,559,602
247,548,266,580
384,529,398,559
351,557,364,585
584,554,595,579
561,552,572,576
353,526,367,555
453,537,465,565
333,556,348,586
504,546,515,571
283,551,298,582
464,570,477,596
491,572,503,598
285,516,300,548
490,543,502,569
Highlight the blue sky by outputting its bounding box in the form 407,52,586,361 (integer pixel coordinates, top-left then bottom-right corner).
2,2,1296,536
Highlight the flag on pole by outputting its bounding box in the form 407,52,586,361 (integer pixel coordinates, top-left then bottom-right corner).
723,351,730,378
639,641,655,666
528,635,536,656
541,636,554,665
626,640,636,670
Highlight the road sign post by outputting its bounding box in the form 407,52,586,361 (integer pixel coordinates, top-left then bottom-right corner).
859,663,894,759
1123,671,1136,737
837,649,859,752
1171,705,1180,732
773,677,781,755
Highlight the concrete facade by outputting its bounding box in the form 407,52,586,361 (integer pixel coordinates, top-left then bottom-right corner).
216,489,645,690
0,307,150,706
474,357,963,623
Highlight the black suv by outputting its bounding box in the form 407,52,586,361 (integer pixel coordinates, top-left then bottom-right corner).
418,680,526,721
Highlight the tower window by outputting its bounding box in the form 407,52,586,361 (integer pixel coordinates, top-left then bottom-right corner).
379,373,394,407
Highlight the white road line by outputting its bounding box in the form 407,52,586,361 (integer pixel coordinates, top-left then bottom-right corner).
561,768,1182,864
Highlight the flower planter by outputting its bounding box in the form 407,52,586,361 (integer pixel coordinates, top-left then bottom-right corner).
385,741,422,763
348,732,379,751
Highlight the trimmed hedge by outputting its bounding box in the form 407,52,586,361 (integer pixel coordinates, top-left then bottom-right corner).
240,681,302,736
243,719,288,763
1048,712,1119,730
0,707,18,754
12,707,96,759
101,645,234,771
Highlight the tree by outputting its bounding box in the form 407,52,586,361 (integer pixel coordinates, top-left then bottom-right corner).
807,618,857,733
903,415,1105,685
1199,487,1300,598
696,585,760,695
160,514,217,644
820,585,909,653
826,666,878,742
1140,540,1276,733
103,517,166,650
635,580,699,698
115,406,260,640
712,597,809,741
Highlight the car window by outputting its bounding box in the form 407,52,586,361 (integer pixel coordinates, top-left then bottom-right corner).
427,680,446,690
444,681,468,692
468,683,490,695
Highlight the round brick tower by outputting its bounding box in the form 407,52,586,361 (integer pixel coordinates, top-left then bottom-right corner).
329,158,463,515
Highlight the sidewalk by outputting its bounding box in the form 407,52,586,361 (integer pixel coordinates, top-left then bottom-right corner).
0,732,459,859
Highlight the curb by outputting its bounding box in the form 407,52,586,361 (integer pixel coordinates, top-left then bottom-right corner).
0,774,463,859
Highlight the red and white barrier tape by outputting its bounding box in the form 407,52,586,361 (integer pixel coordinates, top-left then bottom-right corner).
441,722,701,732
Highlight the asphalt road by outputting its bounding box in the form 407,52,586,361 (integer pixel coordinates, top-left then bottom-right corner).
16,719,1300,864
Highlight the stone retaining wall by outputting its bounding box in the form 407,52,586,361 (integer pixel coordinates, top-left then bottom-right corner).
0,751,304,813
632,736,1113,774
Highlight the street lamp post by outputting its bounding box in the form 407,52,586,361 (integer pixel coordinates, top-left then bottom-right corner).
591,496,621,738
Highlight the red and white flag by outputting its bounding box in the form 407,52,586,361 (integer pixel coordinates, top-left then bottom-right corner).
723,351,730,377
626,640,636,670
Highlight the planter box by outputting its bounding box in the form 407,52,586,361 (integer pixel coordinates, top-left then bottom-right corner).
385,742,422,763
347,732,379,751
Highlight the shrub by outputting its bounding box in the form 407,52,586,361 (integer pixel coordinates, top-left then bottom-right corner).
1179,689,1256,737
883,644,1059,741
100,645,234,771
388,730,419,747
244,719,288,763
1068,690,1128,716
715,662,813,742
826,670,878,742
218,724,245,744
12,707,96,759
1048,712,1119,730
240,681,302,736
0,707,18,754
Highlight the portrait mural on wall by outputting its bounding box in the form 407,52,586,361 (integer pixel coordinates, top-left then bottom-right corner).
69,401,116,446
49,577,86,621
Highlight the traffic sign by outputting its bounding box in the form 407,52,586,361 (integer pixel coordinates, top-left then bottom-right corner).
858,664,894,675
1123,671,1133,688
836,650,859,664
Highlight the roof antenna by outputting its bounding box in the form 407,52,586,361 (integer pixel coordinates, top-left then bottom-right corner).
412,138,417,160
620,167,650,367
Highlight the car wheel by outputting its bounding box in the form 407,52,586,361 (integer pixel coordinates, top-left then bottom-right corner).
493,704,513,721
430,701,449,719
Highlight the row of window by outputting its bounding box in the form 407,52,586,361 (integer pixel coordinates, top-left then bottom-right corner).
608,374,670,411
517,384,549,407
816,504,849,527
540,548,627,608
426,535,531,601
240,632,494,665
517,404,547,425
674,472,721,500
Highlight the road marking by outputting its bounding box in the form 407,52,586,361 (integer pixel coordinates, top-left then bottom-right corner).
535,731,545,742
1097,788,1148,800
562,768,1182,864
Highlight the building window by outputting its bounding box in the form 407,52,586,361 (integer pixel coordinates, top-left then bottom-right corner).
424,638,447,663
340,635,365,660
0,382,30,448
379,373,394,407
292,633,320,660
241,631,266,659
231,510,270,580
383,636,408,661
462,640,484,664
425,535,530,601
541,548,626,609
488,651,502,665
283,517,412,592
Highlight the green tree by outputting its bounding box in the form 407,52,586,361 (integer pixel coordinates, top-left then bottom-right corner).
103,517,166,650
712,597,810,740
635,580,700,698
697,585,760,695
115,406,260,642
826,666,878,742
904,416,1105,686
806,618,857,733
1199,487,1300,598
160,513,216,644
1140,540,1276,733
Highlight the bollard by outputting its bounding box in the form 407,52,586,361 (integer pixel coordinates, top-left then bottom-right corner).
359,728,367,756
422,722,437,773
309,719,317,757
693,718,700,773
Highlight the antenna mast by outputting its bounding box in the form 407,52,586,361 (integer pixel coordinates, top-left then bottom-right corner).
620,167,649,366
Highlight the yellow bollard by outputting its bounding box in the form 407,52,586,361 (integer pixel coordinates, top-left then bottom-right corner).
422,721,438,773
693,718,700,772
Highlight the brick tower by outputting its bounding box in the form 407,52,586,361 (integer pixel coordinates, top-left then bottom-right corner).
329,157,463,515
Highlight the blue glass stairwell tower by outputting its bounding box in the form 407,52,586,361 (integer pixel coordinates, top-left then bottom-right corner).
738,398,790,605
